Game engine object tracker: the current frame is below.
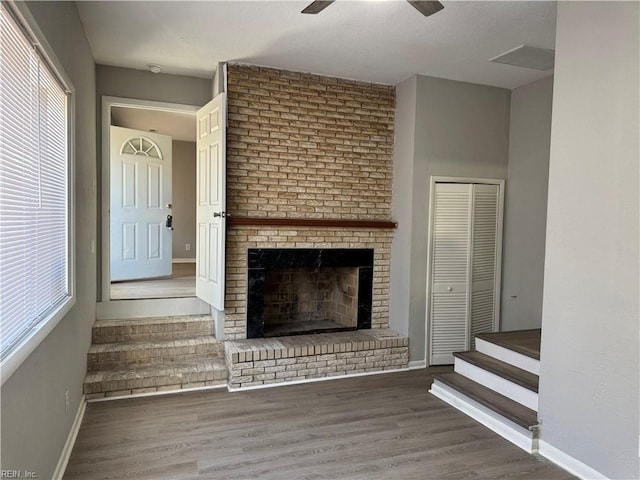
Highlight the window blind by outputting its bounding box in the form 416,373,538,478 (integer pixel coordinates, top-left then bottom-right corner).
0,6,70,359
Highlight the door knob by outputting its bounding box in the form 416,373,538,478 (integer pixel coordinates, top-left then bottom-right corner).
213,211,226,218
447,286,453,292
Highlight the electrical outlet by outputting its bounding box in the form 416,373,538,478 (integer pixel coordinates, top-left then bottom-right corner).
65,390,69,413
185,243,191,251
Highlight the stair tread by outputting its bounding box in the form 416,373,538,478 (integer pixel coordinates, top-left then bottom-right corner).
85,359,227,383
432,372,538,430
88,336,222,353
475,329,541,360
93,315,212,327
454,351,539,392
91,316,215,344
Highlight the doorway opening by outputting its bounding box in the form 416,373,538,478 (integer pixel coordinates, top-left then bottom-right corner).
102,98,199,301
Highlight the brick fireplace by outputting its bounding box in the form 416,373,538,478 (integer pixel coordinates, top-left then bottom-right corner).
222,64,408,388
224,64,397,341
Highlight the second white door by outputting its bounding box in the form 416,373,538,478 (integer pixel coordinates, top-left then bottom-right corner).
195,93,226,310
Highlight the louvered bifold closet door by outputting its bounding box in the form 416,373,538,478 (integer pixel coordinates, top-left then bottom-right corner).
430,183,472,365
469,184,499,348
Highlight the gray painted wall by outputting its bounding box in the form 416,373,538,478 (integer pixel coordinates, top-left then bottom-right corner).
96,65,213,107
0,2,96,478
172,141,196,260
539,2,639,478
212,61,226,97
500,76,553,331
391,75,510,362
95,66,212,298
389,76,417,348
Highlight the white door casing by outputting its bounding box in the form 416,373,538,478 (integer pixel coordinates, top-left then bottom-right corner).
195,93,226,310
110,126,172,281
428,180,504,365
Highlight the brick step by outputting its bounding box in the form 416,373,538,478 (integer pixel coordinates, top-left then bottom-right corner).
91,315,213,344
87,337,224,371
84,359,228,398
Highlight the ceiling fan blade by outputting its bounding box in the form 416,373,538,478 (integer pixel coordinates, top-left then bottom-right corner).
407,0,444,17
301,0,335,14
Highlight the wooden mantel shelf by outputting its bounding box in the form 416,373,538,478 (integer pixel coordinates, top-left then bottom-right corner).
226,216,397,229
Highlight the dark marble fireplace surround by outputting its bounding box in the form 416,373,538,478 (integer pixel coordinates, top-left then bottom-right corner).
247,248,374,339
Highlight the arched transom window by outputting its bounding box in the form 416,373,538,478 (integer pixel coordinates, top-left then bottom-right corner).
120,136,162,159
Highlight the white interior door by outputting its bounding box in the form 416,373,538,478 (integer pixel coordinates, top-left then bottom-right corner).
195,93,226,310
469,184,500,347
429,183,472,365
110,126,173,281
428,181,503,365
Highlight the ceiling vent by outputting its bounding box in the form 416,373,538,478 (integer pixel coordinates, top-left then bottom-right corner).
489,45,555,71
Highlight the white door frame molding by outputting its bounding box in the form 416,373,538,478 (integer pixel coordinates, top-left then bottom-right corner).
100,96,199,304
424,176,505,365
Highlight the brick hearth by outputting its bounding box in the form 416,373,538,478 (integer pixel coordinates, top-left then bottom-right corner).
225,329,409,389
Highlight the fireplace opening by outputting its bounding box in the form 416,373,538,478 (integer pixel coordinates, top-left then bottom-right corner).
247,249,373,339
263,267,358,337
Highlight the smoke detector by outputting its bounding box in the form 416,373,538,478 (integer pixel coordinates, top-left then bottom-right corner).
148,64,162,74
490,45,555,71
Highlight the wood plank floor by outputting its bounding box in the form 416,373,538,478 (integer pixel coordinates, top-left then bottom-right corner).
64,368,573,479
110,263,195,300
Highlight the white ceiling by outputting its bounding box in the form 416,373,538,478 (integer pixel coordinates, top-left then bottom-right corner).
76,0,557,90
111,107,196,142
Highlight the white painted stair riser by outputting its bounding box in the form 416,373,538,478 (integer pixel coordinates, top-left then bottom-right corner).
475,338,540,375
454,358,538,411
430,380,537,453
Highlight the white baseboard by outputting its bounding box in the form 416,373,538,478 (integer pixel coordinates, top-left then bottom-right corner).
538,440,609,480
52,395,86,480
87,383,227,403
228,367,410,392
409,360,427,370
172,258,196,264
429,381,536,453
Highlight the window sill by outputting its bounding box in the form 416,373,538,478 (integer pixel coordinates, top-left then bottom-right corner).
1,296,76,385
